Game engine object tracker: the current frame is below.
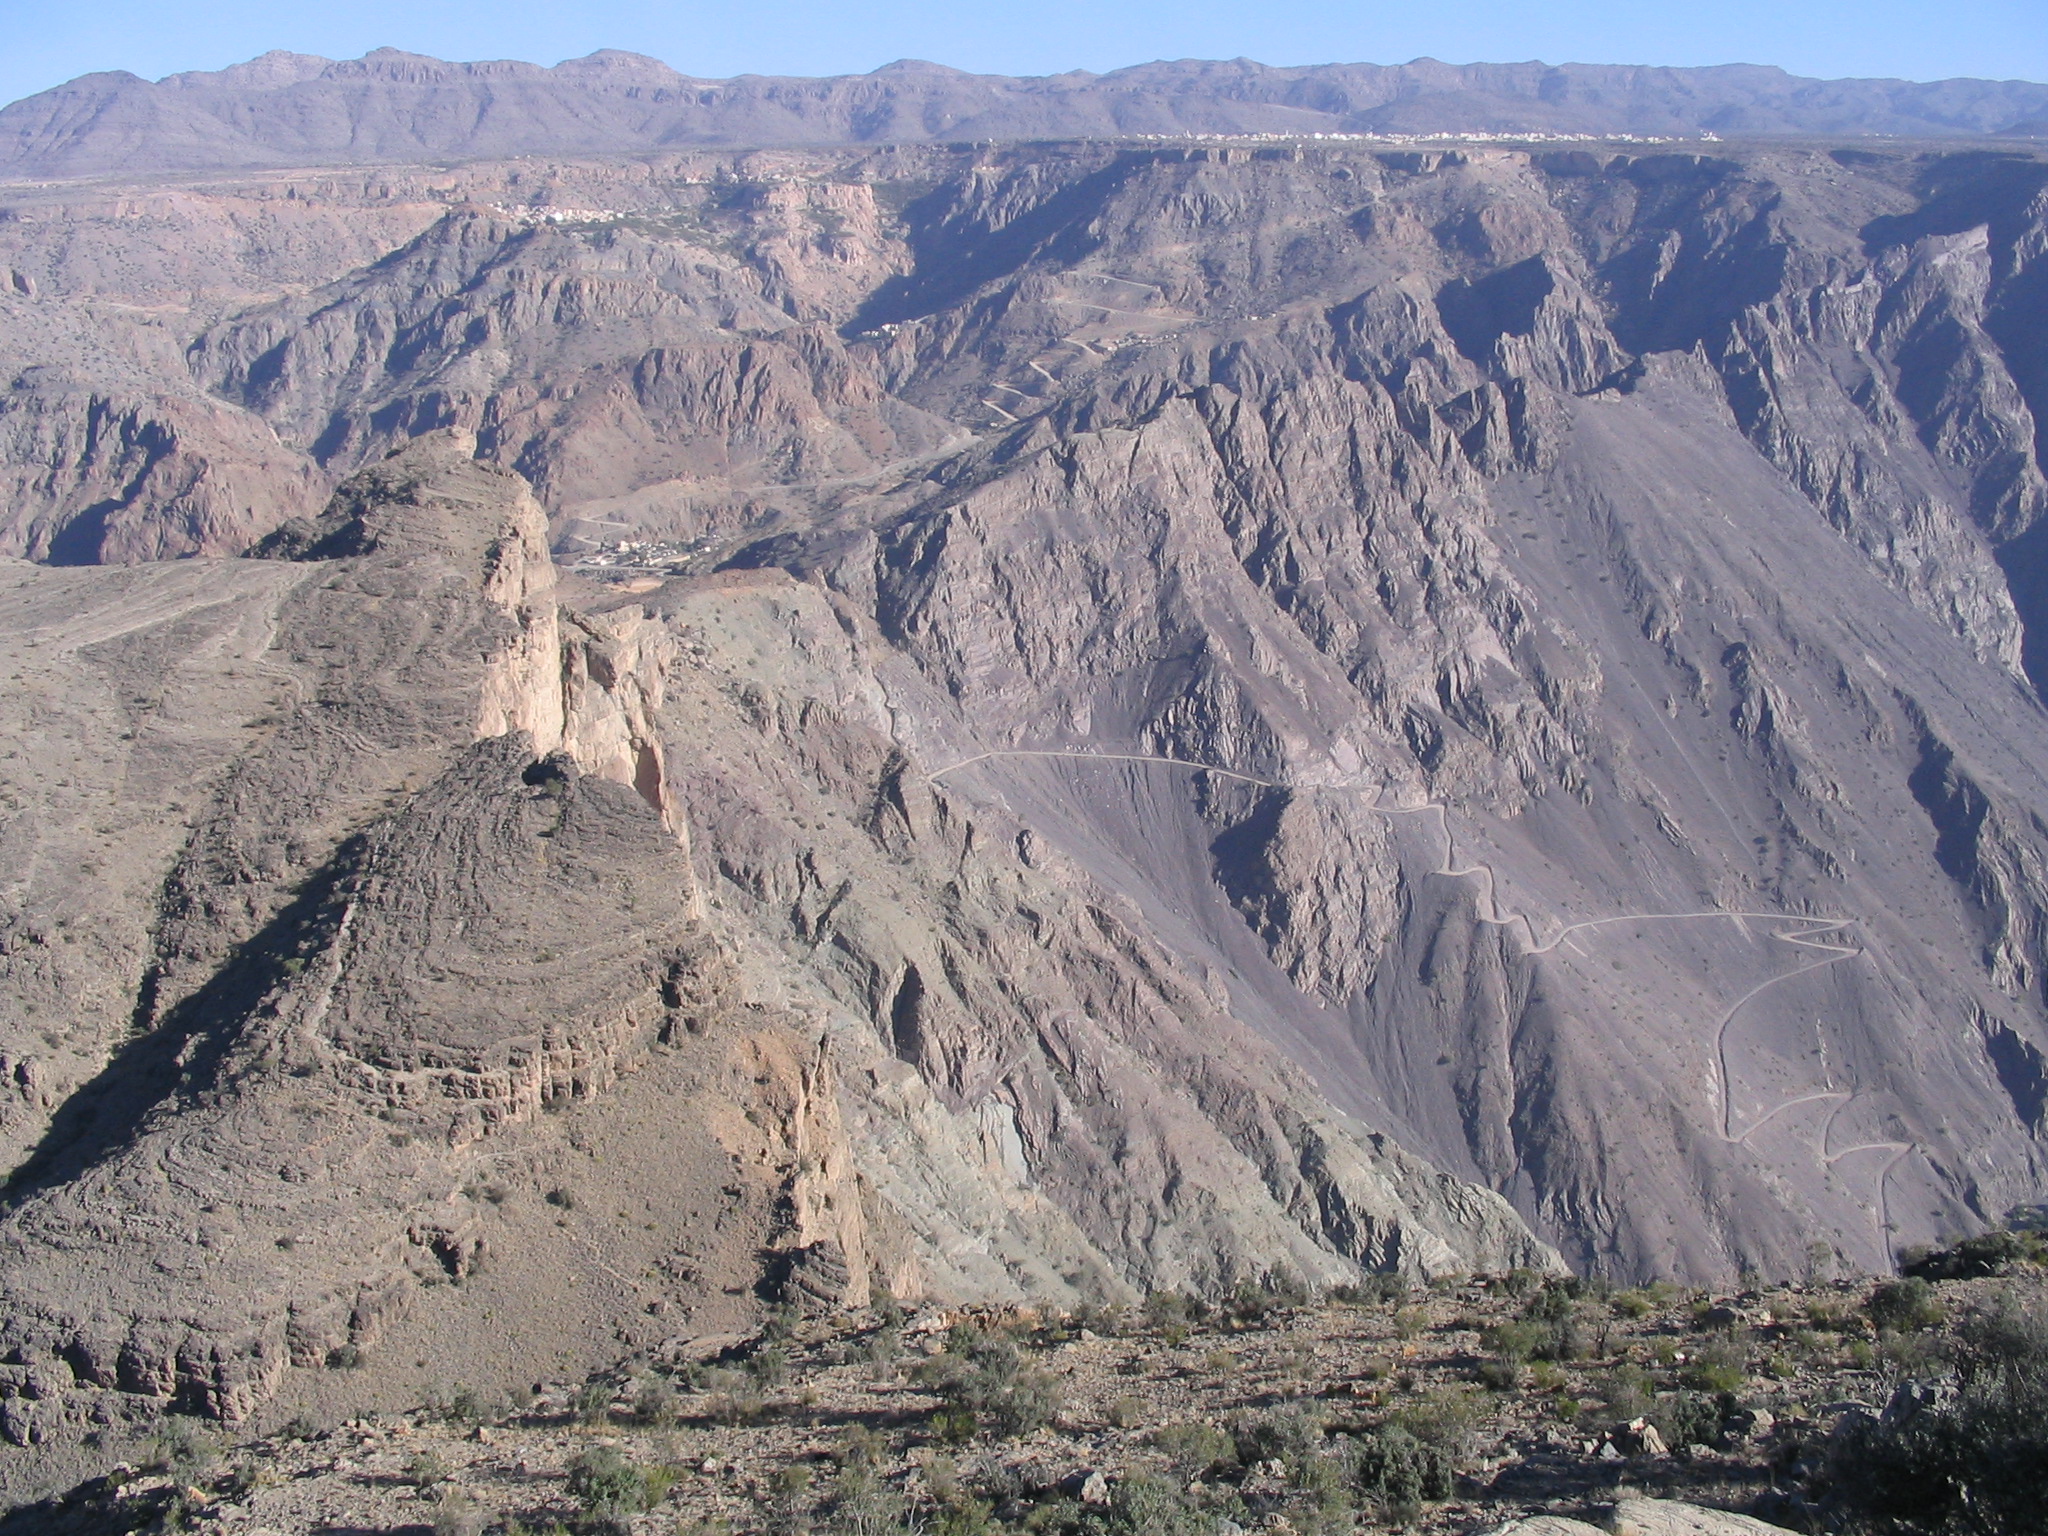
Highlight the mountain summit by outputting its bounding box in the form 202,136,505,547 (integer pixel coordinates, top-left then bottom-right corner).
3,51,2048,180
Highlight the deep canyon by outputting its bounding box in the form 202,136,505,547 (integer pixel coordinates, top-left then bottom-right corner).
0,49,2045,1494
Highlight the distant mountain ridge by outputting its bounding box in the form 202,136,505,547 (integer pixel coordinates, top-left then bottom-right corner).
4,48,2048,179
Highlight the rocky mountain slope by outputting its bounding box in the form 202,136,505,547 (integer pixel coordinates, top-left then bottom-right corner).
0,429,1546,1497
10,1258,2038,1536
3,133,2048,1496
3,52,2048,181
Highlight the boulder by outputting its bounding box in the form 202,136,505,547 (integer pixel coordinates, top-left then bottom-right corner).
1605,1498,1799,1536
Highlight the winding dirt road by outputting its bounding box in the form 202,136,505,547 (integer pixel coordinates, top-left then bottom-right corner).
930,746,1908,1257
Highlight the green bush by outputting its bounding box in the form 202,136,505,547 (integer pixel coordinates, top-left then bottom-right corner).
1652,1390,1725,1451
1389,1389,1480,1460
1902,1230,2048,1283
827,1464,905,1536
1511,1283,1599,1360
634,1375,679,1426
1233,1404,1327,1478
1330,1273,1411,1306
431,1489,485,1536
1827,1293,2048,1536
1143,1290,1196,1331
567,1445,648,1525
915,1325,1061,1439
1680,1338,1747,1394
1484,1319,1547,1362
1151,1421,1236,1476
571,1381,613,1424
1601,1363,1653,1421
146,1416,217,1477
1869,1276,1946,1333
1100,1471,1213,1536
747,1343,790,1389
1476,1358,1522,1391
441,1384,493,1424
1345,1424,1456,1518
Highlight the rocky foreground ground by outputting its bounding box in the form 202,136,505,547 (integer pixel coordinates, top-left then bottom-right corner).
9,1255,2037,1536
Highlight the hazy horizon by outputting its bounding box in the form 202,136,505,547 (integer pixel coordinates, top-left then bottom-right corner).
5,0,2042,113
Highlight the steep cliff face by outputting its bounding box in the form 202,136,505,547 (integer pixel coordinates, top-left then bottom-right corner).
0,437,1546,1493
5,139,2048,1488
771,142,2048,1279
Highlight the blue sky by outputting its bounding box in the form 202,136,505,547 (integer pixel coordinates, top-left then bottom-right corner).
3,0,2044,110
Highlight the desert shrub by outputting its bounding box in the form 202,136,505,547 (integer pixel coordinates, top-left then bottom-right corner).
868,1282,906,1326
836,1424,886,1469
1066,1301,1117,1337
430,1489,485,1536
1475,1358,1522,1391
633,1375,679,1426
1234,1404,1327,1476
405,1449,451,1489
914,1324,1061,1438
1106,1393,1146,1429
1389,1388,1480,1460
1869,1277,1946,1334
571,1381,614,1424
1829,1292,2048,1535
1152,1421,1236,1476
1653,1390,1726,1451
1611,1289,1656,1319
1345,1424,1456,1518
567,1444,647,1527
863,1326,904,1379
1264,1265,1313,1308
1515,1282,1600,1360
432,1383,494,1425
1222,1267,1312,1324
1144,1290,1197,1330
146,1417,217,1476
1332,1273,1411,1307
1680,1337,1748,1394
747,1343,790,1389
827,1463,905,1536
1601,1364,1653,1421
1806,1294,1858,1331
1483,1319,1546,1362
217,1462,268,1500
1902,1230,2048,1283
1102,1471,1213,1536
710,1382,766,1426
928,1491,998,1536
1880,1329,1951,1381
1226,1280,1274,1324
641,1464,681,1506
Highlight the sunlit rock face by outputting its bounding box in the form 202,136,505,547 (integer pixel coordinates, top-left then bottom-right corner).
2,126,2048,1491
